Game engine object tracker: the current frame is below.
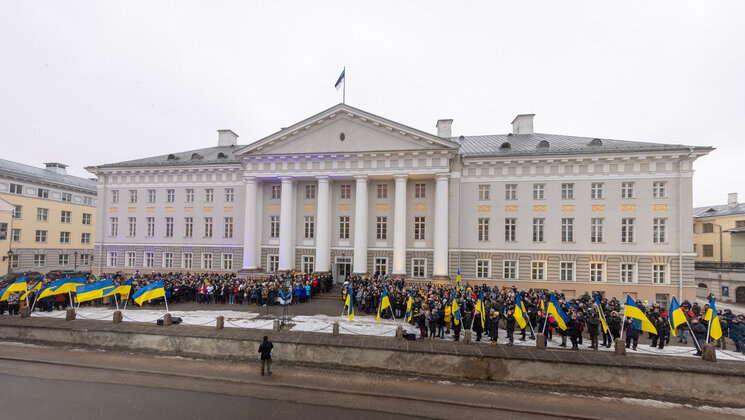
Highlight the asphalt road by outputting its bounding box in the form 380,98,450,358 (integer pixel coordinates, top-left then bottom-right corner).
0,342,741,420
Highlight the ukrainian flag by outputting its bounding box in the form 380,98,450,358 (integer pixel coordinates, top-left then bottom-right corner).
0,275,27,301
668,296,687,337
594,293,609,334
513,292,527,329
623,295,657,335
475,289,486,329
405,289,413,322
20,278,43,301
74,279,115,303
539,295,546,315
452,297,461,326
53,276,88,295
344,284,354,320
376,287,391,322
37,277,73,299
102,278,133,298
456,269,462,293
547,293,570,331
132,280,166,306
704,297,723,341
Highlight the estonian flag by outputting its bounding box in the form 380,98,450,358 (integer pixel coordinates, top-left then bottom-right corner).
334,68,345,91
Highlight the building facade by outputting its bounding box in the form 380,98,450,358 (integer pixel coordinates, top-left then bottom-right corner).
0,160,98,275
87,104,711,301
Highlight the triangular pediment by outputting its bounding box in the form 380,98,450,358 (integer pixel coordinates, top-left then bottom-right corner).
236,104,459,156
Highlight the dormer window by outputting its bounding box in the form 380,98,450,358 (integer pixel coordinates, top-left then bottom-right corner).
590,138,603,146
500,142,511,149
538,140,549,148
167,154,178,161
217,152,227,158
191,153,203,160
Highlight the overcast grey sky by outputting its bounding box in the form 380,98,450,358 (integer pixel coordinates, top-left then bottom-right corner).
1,1,742,206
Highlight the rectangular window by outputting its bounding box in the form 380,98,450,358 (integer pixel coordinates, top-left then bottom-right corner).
505,184,517,200
532,184,545,200
268,255,279,272
591,182,604,199
166,189,175,203
10,255,19,268
202,253,213,270
653,218,667,243
185,188,194,203
305,185,316,199
478,218,489,241
653,181,667,198
560,262,575,281
144,252,154,268
61,210,71,223
182,253,193,269
110,217,118,236
9,183,23,194
11,229,20,242
621,182,634,199
702,223,714,233
476,259,490,279
591,218,603,243
33,254,45,268
736,220,745,228
620,263,636,283
165,217,174,238
37,208,48,222
304,216,315,239
532,218,544,242
128,217,136,236
59,254,69,267
163,252,174,269
374,258,388,276
146,217,155,237
302,256,315,274
224,188,234,203
412,258,426,278
702,244,714,257
340,184,351,199
204,217,213,238
111,190,119,203
222,253,233,271
531,261,545,280
271,185,281,200
376,216,387,240
13,205,22,219
81,232,91,244
129,190,137,203
82,213,92,225
478,185,490,201
377,184,388,199
339,216,350,239
147,189,156,203
621,218,635,243
505,218,516,242
653,264,668,284
80,254,90,266
205,188,214,202
415,183,426,199
590,263,605,282
184,217,193,238
561,183,574,199
224,217,233,238
61,192,72,202
107,251,118,267
37,188,49,199
414,216,426,240
561,218,574,243
59,231,70,244
35,230,47,243
82,196,92,205
503,260,517,279
125,251,136,268
270,216,280,238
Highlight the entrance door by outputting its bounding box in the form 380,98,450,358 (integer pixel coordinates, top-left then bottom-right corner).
334,256,353,283
736,286,745,303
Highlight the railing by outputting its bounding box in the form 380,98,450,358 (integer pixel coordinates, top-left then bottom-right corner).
695,261,745,271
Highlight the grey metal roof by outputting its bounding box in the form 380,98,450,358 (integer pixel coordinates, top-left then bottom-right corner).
89,145,242,169
724,226,745,233
693,203,745,218
0,158,97,193
452,133,708,158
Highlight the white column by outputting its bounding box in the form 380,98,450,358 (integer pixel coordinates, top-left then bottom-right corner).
433,174,449,278
315,176,330,272
352,175,368,274
278,177,295,271
242,177,258,269
392,175,408,275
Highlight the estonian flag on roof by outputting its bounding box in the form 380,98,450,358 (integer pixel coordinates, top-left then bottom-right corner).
334,68,345,91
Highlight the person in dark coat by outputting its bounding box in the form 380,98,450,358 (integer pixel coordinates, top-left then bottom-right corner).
488,309,500,344
452,315,462,342
567,314,581,350
462,310,472,342
473,310,484,342
691,318,707,356
728,318,744,354
625,318,640,350
258,336,274,376
504,310,516,345
652,315,670,349
586,311,601,350
607,311,621,343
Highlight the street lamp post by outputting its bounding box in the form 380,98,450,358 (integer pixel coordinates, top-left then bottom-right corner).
4,249,13,275
74,251,79,270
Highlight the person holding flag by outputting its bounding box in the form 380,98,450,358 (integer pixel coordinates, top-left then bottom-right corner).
593,293,611,348
668,296,701,354
344,284,354,320
451,295,462,342
74,279,115,306
376,287,392,322
405,288,414,323
103,278,133,310
473,289,486,341
20,278,43,307
704,297,723,344
132,280,167,310
546,293,570,332
455,269,462,294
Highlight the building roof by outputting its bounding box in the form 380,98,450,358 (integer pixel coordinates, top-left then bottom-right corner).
694,203,745,219
724,226,745,233
0,158,97,193
88,145,242,170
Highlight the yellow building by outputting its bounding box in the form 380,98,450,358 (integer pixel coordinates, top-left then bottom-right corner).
0,197,14,277
0,160,97,276
693,192,745,263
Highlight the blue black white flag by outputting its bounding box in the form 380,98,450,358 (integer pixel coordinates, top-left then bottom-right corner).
334,68,345,91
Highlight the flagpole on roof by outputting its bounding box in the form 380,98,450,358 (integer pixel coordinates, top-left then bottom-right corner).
343,66,346,105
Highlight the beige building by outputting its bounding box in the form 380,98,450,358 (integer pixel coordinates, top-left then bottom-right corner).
693,193,745,263
0,159,98,275
88,103,711,302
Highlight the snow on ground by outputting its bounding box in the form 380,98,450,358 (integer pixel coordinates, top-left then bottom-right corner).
291,314,419,337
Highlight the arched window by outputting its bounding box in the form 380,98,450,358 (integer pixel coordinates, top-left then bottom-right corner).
537,140,549,148
590,138,603,146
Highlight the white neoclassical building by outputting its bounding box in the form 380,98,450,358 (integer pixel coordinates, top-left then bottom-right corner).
87,104,712,301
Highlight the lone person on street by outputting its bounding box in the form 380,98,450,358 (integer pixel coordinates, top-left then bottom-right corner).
258,335,274,376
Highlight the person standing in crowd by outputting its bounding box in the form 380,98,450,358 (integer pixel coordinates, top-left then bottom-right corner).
607,311,621,345
586,310,600,350
258,336,274,376
473,309,483,342
691,318,707,356
728,318,744,354
625,317,639,351
652,314,670,349
567,313,581,350
488,309,499,344
504,309,516,345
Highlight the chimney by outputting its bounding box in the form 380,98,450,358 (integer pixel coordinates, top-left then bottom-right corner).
436,119,453,138
728,192,738,207
44,162,68,176
218,129,238,147
511,114,535,135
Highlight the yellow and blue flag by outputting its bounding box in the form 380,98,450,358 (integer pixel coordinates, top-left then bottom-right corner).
668,296,687,337
456,269,462,293
704,297,722,341
594,293,609,334
20,278,43,301
102,278,133,298
547,293,570,331
37,276,85,299
405,289,414,322
133,280,166,306
623,295,657,334
344,284,354,320
376,287,391,322
475,289,486,329
452,297,461,326
539,295,546,315
513,292,527,329
0,275,27,301
74,279,115,303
